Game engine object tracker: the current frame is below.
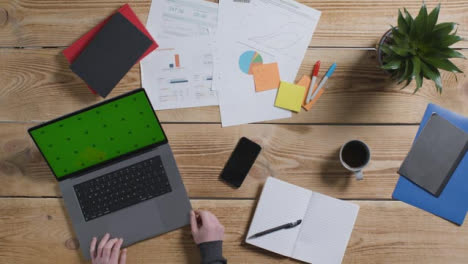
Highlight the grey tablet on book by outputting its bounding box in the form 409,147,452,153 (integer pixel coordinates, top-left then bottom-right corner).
398,113,468,197
70,13,152,98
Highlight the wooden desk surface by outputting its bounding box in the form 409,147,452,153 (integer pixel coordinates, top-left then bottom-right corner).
0,0,467,263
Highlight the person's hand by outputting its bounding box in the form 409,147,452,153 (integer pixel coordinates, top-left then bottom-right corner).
190,210,225,245
90,233,127,264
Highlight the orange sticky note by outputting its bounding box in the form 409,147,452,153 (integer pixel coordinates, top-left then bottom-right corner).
296,75,323,111
252,63,280,92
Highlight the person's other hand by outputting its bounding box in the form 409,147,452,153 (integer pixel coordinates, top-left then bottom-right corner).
90,233,127,264
190,210,225,244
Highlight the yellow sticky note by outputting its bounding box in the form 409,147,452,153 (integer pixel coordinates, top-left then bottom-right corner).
252,63,280,92
274,81,306,112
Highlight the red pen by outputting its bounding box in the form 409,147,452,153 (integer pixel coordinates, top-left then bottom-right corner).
306,61,321,103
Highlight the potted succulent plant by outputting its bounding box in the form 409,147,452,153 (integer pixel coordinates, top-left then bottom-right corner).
377,4,465,93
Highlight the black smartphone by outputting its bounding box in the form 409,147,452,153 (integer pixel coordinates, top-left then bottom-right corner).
220,137,262,188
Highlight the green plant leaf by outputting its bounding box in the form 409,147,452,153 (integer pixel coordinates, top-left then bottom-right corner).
401,79,412,90
412,57,423,90
439,35,463,47
389,45,412,56
413,73,424,93
382,60,401,70
416,40,434,54
391,27,407,46
380,44,393,56
382,56,402,65
421,61,443,93
427,4,440,32
383,55,397,63
422,57,463,73
433,22,457,37
436,49,466,59
398,59,413,83
398,10,409,35
404,8,414,27
397,61,408,83
410,4,428,40
394,66,406,81
418,47,466,59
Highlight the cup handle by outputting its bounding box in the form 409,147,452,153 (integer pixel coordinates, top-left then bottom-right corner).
355,170,364,181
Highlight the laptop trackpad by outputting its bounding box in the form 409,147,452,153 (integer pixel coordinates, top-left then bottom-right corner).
106,199,165,246
75,198,165,260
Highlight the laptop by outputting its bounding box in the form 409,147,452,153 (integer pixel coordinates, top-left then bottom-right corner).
28,88,192,260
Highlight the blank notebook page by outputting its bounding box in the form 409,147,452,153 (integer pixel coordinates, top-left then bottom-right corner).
292,192,359,264
246,177,311,257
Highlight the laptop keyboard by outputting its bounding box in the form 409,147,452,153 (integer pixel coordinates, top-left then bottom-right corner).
74,156,172,222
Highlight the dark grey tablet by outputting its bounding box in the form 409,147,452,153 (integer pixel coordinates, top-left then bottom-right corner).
399,113,468,196
70,12,152,97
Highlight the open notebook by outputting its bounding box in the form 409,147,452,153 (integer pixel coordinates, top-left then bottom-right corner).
246,177,359,264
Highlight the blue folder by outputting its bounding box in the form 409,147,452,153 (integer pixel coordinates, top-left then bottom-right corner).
393,103,468,225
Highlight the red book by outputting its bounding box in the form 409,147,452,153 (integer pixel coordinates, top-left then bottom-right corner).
63,4,158,94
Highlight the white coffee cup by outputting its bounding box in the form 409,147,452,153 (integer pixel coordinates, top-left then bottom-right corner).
339,140,371,181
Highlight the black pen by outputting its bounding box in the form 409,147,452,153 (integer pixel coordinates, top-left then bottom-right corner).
248,219,302,239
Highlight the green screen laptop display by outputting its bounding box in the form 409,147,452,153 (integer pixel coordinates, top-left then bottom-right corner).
29,90,166,179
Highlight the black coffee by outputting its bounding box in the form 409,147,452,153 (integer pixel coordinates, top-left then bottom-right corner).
341,140,370,168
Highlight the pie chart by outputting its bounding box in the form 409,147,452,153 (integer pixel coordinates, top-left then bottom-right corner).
239,50,263,74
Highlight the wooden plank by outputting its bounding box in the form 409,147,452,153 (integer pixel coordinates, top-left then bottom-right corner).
0,122,416,199
0,0,467,48
1,48,467,123
0,198,466,264
0,49,141,122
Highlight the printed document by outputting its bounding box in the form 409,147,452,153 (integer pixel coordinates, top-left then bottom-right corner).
213,0,321,126
141,0,218,110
